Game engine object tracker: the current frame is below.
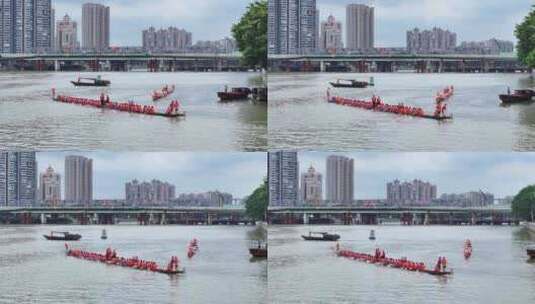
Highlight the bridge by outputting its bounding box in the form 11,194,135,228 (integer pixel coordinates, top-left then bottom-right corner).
0,52,246,72
268,53,527,73
267,206,515,225
0,206,251,225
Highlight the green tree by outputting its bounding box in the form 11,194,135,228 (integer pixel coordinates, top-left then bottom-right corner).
232,0,267,69
515,5,535,67
245,178,268,221
512,185,535,221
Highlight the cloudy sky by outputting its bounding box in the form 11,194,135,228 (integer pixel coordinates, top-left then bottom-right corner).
37,152,266,200
318,0,531,47
298,152,535,199
52,0,253,45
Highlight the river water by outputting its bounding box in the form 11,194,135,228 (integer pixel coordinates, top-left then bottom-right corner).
0,225,267,304
268,73,535,151
268,225,535,304
0,72,267,151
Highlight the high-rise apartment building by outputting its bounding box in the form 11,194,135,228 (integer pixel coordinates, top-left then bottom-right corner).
300,165,322,205
82,3,110,51
65,155,93,205
142,26,192,52
386,179,437,205
56,14,78,53
268,151,299,206
0,0,53,53
439,191,494,207
268,0,318,54
125,179,176,205
320,15,343,53
174,191,233,207
346,4,374,51
39,165,61,206
0,152,37,206
457,39,514,55
326,155,354,204
406,27,457,54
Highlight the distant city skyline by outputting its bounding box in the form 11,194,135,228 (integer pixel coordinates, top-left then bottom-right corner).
317,0,528,47
37,152,266,200
52,0,250,46
297,152,535,199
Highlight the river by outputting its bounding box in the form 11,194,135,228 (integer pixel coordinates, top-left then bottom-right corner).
269,73,535,151
268,225,535,304
0,225,267,304
0,72,267,151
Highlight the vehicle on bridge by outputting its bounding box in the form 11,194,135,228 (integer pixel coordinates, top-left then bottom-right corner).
302,231,340,241
43,231,82,241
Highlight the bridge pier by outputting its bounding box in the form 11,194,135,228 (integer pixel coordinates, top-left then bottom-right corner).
424,213,430,225
412,213,419,225
160,213,166,225
320,61,326,72
303,213,309,225
40,213,47,224
207,213,213,225
54,60,60,71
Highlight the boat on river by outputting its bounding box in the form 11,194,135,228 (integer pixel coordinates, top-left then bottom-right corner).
217,87,251,101
527,245,535,259
330,77,374,88
464,240,472,259
249,240,267,258
101,229,107,240
337,248,452,276
65,245,185,275
152,85,175,101
302,231,340,241
369,230,376,240
327,92,452,121
71,76,110,87
499,89,535,104
44,231,82,241
52,92,185,118
252,87,267,102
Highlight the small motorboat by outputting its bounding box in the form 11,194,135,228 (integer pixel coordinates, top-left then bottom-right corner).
252,87,267,102
71,76,110,87
101,229,107,240
527,245,535,259
217,87,251,101
302,232,340,241
499,89,535,104
369,229,376,240
249,240,267,258
330,77,374,88
44,231,82,241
